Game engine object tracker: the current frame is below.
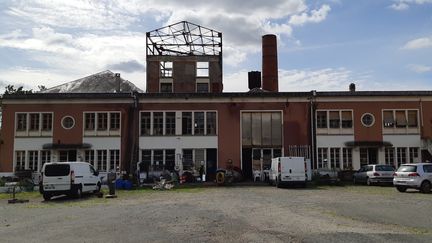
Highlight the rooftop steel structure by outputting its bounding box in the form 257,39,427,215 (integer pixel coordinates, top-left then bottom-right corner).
146,21,222,56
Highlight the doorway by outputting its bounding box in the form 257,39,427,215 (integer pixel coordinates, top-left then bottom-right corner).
359,148,378,166
59,150,77,162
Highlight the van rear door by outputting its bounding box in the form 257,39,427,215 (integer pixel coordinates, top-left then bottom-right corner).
43,164,71,191
281,157,306,182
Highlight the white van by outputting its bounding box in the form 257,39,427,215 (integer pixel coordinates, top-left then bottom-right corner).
269,157,307,187
40,162,101,200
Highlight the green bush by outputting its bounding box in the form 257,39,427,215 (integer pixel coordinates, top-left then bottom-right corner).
0,177,6,187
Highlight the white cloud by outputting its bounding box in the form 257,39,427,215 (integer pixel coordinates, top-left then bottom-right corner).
224,68,368,92
289,5,331,26
402,36,432,50
0,0,332,90
390,0,432,10
408,64,432,73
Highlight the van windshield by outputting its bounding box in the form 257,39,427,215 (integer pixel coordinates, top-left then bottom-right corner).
45,164,70,176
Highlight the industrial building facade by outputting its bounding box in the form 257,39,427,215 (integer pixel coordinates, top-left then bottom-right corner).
1,22,432,180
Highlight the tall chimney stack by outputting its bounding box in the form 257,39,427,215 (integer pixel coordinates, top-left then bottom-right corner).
115,73,121,93
262,34,278,92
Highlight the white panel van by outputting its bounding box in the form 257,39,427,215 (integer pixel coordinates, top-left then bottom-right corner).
269,157,307,187
39,162,101,200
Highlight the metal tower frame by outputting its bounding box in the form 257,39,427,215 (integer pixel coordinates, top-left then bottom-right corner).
146,21,222,56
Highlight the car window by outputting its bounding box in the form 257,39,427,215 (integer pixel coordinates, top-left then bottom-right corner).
376,165,395,171
397,165,417,172
45,164,70,176
423,165,432,173
367,166,373,172
89,165,96,174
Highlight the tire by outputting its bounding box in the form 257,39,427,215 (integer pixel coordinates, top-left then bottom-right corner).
73,185,82,198
396,186,407,192
276,176,282,188
43,193,51,201
366,178,373,186
420,181,431,194
94,183,101,193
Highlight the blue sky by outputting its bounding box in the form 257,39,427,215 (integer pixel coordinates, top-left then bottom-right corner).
0,0,431,92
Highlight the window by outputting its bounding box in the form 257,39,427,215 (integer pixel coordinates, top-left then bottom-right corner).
330,148,340,169
241,112,282,147
316,111,327,128
423,165,432,173
97,113,108,131
195,149,205,169
182,112,192,135
28,150,38,171
42,113,52,131
397,147,407,167
329,111,340,128
194,112,205,135
409,147,419,163
153,150,164,170
140,150,151,172
110,112,120,130
153,112,164,135
206,112,217,135
85,150,95,167
29,114,40,131
97,150,107,171
160,61,173,77
109,150,120,171
85,113,95,131
196,83,209,93
385,148,395,166
196,62,209,77
165,149,175,171
165,112,176,135
361,113,375,127
41,151,51,171
59,151,69,162
15,151,26,170
341,111,352,128
342,148,352,169
182,149,193,170
383,111,394,128
16,113,27,131
317,148,328,169
395,110,406,128
407,110,418,128
61,116,75,129
140,112,151,135
160,82,173,93
360,148,368,167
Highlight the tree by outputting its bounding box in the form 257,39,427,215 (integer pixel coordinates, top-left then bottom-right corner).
38,85,47,92
3,85,33,95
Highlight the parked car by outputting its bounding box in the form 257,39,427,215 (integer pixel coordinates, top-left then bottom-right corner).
393,163,432,193
39,162,101,200
269,157,307,188
353,164,395,185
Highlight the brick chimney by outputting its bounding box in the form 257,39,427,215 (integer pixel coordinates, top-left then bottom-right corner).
262,34,278,92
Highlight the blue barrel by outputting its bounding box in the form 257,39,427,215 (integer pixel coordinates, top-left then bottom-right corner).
123,180,132,190
115,179,124,189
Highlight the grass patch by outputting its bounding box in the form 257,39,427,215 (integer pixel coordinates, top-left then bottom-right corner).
0,191,40,200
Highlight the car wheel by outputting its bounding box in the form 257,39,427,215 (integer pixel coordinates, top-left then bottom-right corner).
396,186,407,192
366,178,373,186
420,181,431,193
94,183,101,193
74,186,82,198
43,193,51,201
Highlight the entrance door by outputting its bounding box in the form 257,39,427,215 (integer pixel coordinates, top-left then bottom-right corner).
59,150,77,162
242,148,252,180
368,148,378,164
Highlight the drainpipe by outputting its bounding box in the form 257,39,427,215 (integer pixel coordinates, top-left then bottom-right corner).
309,90,317,170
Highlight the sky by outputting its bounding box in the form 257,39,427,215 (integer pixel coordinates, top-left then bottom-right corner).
0,0,431,92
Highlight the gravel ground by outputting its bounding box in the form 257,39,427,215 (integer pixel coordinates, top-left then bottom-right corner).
0,185,431,243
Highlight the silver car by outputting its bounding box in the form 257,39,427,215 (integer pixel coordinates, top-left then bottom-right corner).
353,164,395,185
393,163,432,193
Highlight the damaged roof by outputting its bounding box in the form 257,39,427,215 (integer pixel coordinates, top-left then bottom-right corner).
41,70,143,93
